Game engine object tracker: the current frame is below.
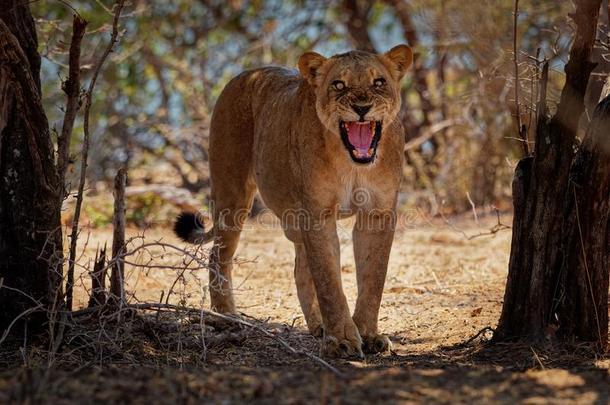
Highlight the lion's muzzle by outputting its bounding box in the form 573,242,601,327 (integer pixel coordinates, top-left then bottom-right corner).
339,120,382,164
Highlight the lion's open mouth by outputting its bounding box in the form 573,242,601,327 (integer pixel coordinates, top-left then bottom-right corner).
339,120,382,164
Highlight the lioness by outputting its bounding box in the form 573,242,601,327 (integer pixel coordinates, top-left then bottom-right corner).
174,45,412,358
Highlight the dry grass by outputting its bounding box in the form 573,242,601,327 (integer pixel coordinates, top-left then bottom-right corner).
1,213,609,404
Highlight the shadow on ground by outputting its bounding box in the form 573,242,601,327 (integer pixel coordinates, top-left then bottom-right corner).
0,310,608,404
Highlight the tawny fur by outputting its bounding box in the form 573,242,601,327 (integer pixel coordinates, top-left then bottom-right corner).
178,45,412,357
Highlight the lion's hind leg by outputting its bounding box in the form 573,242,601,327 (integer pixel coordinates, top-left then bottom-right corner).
208,172,257,312
207,73,258,313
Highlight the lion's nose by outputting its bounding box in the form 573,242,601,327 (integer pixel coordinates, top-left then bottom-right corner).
352,104,372,120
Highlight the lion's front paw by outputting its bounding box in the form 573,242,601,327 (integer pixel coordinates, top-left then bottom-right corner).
308,323,324,338
361,334,392,354
323,335,364,358
321,321,364,359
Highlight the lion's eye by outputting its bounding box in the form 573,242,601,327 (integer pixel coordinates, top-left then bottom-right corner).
332,80,346,91
373,78,386,87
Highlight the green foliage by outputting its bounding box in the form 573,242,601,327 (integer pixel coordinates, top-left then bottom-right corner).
80,192,183,229
126,193,174,228
83,200,113,228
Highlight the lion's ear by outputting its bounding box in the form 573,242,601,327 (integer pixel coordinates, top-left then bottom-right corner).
298,51,327,85
382,44,413,81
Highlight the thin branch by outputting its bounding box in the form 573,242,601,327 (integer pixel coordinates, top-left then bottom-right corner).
66,0,126,311
440,206,511,240
57,15,87,204
536,61,549,124
513,0,529,156
404,119,466,150
110,168,127,303
0,304,44,347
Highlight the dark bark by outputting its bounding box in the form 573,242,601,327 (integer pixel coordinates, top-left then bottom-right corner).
57,15,87,203
110,168,127,301
494,0,603,344
0,2,63,333
88,246,107,308
385,0,446,192
556,95,610,348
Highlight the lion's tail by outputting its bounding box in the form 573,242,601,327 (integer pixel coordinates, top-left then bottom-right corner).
173,212,215,244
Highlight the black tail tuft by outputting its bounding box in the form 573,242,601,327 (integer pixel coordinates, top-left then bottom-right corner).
173,212,204,243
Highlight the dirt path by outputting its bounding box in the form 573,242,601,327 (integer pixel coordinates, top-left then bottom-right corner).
2,215,609,403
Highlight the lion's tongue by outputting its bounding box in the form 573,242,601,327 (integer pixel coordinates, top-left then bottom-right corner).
347,122,373,154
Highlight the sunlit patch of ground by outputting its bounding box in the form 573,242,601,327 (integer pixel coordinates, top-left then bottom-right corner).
1,214,608,403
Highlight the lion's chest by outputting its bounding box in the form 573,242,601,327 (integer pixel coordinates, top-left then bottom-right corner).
337,169,392,216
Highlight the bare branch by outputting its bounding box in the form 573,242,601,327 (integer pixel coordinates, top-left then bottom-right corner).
66,0,126,311
513,0,530,156
110,168,127,302
404,119,466,150
57,14,87,203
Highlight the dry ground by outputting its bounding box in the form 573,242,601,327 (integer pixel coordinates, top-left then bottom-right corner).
1,213,609,403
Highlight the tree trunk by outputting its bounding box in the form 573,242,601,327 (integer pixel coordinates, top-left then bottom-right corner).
494,0,604,345
341,0,375,53
384,0,434,128
584,0,610,115
556,94,610,348
0,2,63,334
